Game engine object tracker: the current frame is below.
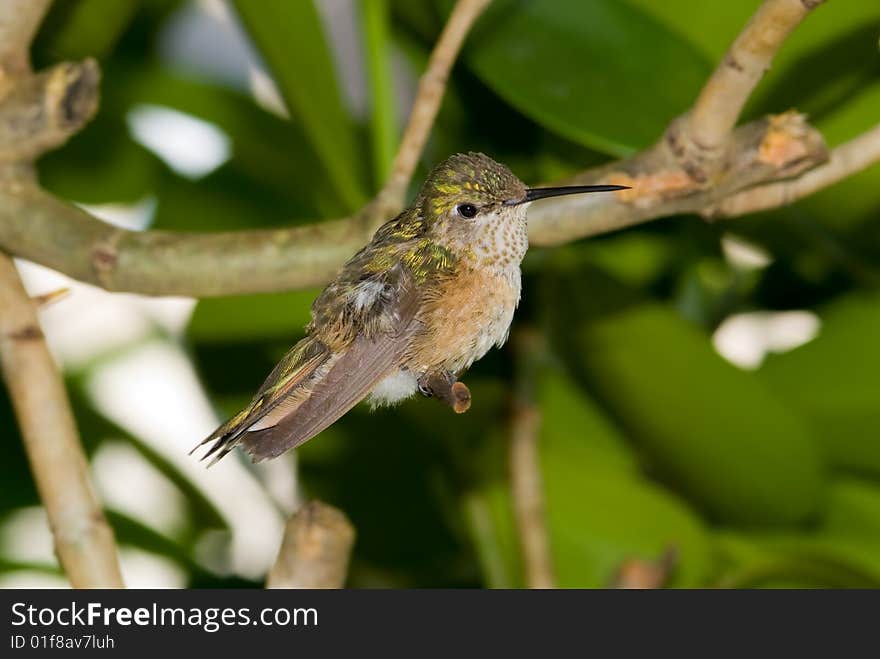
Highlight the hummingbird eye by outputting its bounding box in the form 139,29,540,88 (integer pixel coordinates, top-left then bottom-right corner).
456,203,478,219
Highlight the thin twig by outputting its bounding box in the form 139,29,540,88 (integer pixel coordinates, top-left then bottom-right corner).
0,0,52,78
527,110,826,245
509,330,555,589
509,403,555,588
377,0,492,213
611,547,678,589
709,122,880,217
669,0,827,180
0,253,124,588
266,500,355,588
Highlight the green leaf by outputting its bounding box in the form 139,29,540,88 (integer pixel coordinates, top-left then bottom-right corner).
543,264,825,525
457,368,710,588
34,0,140,61
583,233,675,289
361,0,398,185
0,389,38,511
106,511,206,576
462,485,521,588
541,425,711,587
720,532,880,587
534,361,709,588
621,0,755,60
38,111,162,204
149,167,312,233
188,289,318,343
232,0,368,210
113,65,343,217
823,478,880,538
390,0,443,44
463,0,711,155
537,367,636,474
760,293,880,477
297,394,493,587
715,476,880,587
0,557,62,577
575,304,824,524
604,1,880,147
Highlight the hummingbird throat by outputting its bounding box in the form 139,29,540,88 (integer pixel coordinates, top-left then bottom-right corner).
460,206,529,270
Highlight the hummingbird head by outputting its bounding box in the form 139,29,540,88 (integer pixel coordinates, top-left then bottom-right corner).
417,152,627,268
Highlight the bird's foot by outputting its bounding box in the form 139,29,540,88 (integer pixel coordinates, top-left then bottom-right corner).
418,371,471,414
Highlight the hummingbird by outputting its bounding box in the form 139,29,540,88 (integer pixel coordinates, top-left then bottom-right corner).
192,152,626,465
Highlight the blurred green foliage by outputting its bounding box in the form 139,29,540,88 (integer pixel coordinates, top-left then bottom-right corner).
4,0,880,588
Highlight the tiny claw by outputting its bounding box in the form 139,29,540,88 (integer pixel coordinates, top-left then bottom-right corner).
451,381,471,414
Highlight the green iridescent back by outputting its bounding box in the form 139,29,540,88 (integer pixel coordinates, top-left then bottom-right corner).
307,152,525,345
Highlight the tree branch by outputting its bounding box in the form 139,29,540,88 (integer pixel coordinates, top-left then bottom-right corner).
0,0,492,296
0,253,124,587
0,183,371,295
527,110,826,245
266,500,355,589
0,0,123,589
0,112,828,296
0,0,52,78
377,0,492,214
668,0,827,181
509,330,555,589
708,122,880,218
0,0,868,300
0,59,100,164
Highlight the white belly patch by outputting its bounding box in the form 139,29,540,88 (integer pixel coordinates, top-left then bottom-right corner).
367,369,419,408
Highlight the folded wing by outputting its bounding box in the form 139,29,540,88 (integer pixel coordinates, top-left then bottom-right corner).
193,264,421,465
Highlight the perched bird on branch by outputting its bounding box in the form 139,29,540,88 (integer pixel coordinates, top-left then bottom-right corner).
192,152,625,465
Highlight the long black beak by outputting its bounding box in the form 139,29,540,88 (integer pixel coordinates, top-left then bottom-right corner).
506,184,629,206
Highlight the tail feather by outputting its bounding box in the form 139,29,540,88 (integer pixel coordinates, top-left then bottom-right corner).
192,263,422,465
240,296,422,461
190,337,332,466
188,408,251,467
